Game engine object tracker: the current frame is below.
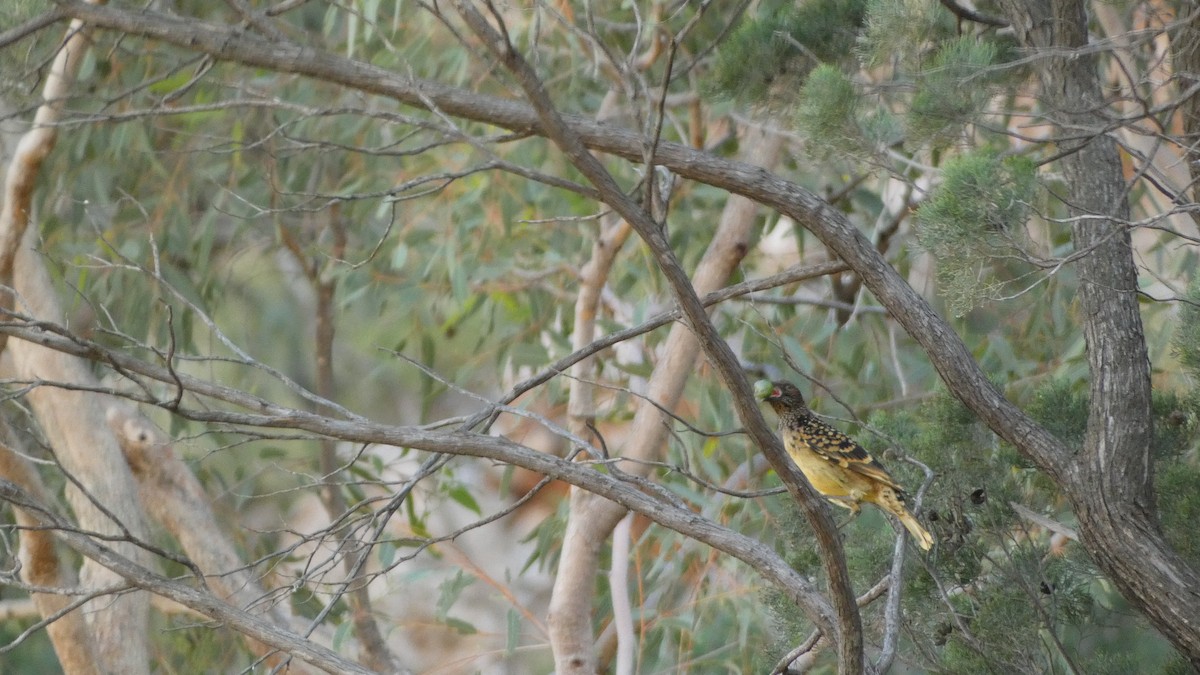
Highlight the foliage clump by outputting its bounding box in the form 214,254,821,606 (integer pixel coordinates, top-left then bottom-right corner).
712,0,1010,160
1158,461,1200,567
857,0,955,69
795,65,864,157
1026,379,1089,449
708,0,868,105
1154,388,1200,567
1174,278,1200,379
917,150,1038,315
908,36,1003,142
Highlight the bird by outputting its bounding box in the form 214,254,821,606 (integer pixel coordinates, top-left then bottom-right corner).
754,379,934,551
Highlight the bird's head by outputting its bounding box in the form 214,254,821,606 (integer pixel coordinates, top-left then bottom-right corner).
754,379,809,416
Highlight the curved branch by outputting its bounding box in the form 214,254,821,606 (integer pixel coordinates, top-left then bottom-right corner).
448,2,862,670
0,318,840,640
48,0,1069,483
938,0,1008,27
0,478,377,675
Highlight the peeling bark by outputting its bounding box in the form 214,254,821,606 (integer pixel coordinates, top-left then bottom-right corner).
8,226,152,674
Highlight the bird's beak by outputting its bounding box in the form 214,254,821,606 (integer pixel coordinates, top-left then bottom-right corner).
753,379,774,401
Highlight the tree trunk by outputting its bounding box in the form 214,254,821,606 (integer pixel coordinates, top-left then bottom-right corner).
550,127,781,674
998,0,1200,666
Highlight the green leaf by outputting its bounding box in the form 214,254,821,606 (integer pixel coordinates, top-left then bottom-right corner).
390,242,409,270
506,608,520,656
444,617,478,635
435,570,475,621
447,484,482,515
332,620,352,651
378,541,397,568
147,71,196,96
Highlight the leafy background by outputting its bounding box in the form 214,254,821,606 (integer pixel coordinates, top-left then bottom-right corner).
0,0,1198,672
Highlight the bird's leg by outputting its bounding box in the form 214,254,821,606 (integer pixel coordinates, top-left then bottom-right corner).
826,497,862,530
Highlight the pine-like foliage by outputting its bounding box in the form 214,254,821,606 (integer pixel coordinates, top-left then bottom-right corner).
705,0,1200,670
795,65,865,157
908,36,1002,142
1176,279,1200,379
710,0,1010,154
708,0,868,105
858,0,954,69
916,151,1037,315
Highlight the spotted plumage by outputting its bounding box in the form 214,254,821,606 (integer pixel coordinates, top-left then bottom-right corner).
755,379,934,551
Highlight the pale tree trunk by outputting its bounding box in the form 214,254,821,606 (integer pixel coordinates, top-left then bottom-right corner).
0,3,151,672
0,432,100,675
998,0,1200,667
452,5,862,670
549,127,782,674
105,407,329,675
553,222,630,672
552,75,637,675
8,226,152,674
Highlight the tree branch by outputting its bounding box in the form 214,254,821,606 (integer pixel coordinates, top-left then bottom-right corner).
0,478,379,675
448,2,861,670
0,9,68,51
47,0,1070,486
550,126,780,672
0,316,840,640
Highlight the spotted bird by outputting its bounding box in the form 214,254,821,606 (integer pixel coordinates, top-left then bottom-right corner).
755,379,934,551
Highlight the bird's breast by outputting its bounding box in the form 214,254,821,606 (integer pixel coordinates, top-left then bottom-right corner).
784,434,872,498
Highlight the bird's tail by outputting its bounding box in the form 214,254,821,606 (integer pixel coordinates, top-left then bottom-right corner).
896,509,934,551
878,488,934,551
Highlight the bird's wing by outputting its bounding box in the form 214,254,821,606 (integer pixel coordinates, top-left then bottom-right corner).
797,419,905,492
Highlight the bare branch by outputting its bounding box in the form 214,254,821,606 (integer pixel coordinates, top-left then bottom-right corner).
0,9,67,51
0,478,380,675
105,406,330,674
0,316,838,643
46,0,1070,487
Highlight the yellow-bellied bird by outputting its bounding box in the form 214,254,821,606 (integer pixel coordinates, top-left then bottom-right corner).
755,379,934,551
